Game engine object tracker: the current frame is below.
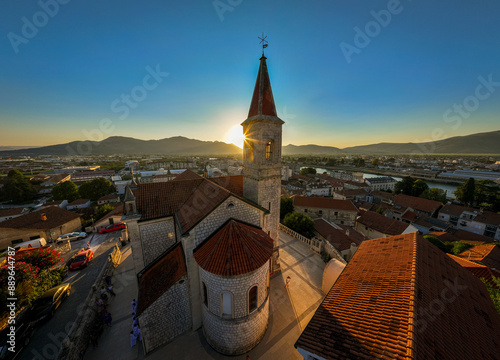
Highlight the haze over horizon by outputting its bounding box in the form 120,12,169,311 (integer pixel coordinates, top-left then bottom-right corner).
1,1,499,149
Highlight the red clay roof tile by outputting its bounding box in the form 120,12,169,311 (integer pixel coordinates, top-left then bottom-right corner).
456,244,500,269
357,211,412,236
293,196,358,212
394,194,443,215
0,207,81,230
295,233,500,359
193,220,273,276
136,243,186,315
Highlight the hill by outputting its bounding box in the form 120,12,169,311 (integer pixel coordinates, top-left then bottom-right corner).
343,130,500,154
1,130,498,156
0,136,241,156
283,130,500,155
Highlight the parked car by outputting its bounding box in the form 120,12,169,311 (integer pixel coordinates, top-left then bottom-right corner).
56,232,87,243
68,249,93,270
13,238,47,251
26,283,71,324
0,308,36,359
99,222,127,234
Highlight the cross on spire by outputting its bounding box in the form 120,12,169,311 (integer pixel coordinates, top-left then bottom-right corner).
258,32,268,56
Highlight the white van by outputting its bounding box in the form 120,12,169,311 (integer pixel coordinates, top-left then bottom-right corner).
14,238,47,250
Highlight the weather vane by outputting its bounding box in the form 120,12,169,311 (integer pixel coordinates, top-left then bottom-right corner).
258,32,268,55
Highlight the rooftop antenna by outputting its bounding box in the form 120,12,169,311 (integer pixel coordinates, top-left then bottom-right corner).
258,32,268,56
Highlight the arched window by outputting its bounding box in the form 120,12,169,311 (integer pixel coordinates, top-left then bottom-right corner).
265,140,274,161
202,282,208,307
221,292,232,317
249,286,258,313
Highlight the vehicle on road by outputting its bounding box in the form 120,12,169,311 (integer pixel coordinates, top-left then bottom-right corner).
26,283,71,324
0,308,36,359
56,232,87,243
98,222,126,234
13,238,47,250
68,249,93,270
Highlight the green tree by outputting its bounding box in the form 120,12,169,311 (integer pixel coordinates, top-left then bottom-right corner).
283,212,315,238
325,158,337,167
420,188,447,203
424,235,448,252
454,177,475,206
412,179,429,197
375,205,385,215
0,169,38,203
394,176,415,195
280,197,294,220
95,204,116,220
52,181,79,202
353,158,365,167
78,178,116,201
300,167,317,176
475,180,500,212
371,158,380,166
481,276,500,315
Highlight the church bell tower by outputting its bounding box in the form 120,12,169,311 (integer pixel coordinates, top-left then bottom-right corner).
242,48,284,271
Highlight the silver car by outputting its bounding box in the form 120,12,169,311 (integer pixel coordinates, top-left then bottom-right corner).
56,232,87,243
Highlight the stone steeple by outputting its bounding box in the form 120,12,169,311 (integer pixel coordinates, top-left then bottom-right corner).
243,55,284,125
241,53,284,273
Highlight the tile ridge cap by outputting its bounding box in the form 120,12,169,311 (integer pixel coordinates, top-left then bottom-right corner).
406,233,418,359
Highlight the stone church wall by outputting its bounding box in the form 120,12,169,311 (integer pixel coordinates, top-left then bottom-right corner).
139,217,176,267
199,262,270,355
192,196,261,248
139,275,191,354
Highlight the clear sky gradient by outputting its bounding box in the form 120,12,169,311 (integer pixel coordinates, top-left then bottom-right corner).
1,0,499,148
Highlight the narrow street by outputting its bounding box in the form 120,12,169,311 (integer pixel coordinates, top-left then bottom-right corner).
21,232,121,360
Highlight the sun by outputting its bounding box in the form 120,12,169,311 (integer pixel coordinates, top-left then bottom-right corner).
225,125,246,149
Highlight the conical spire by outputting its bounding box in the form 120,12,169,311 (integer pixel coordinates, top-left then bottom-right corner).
242,56,283,125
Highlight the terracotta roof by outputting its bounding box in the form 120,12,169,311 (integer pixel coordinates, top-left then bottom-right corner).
67,198,90,206
193,220,273,276
295,233,500,360
447,254,500,289
136,243,186,316
412,216,449,230
171,169,202,181
394,194,443,214
46,173,70,183
134,176,247,233
293,196,357,212
314,219,364,251
357,211,412,236
456,244,500,269
0,208,26,217
439,203,475,217
402,210,419,222
0,207,81,230
209,175,244,197
245,55,279,119
475,210,500,226
336,224,366,245
429,229,491,244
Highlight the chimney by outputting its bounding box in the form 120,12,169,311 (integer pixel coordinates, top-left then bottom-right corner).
40,213,47,221
345,229,350,236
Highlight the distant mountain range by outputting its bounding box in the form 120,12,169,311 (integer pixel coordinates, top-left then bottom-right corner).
283,130,500,155
0,130,498,156
0,136,241,156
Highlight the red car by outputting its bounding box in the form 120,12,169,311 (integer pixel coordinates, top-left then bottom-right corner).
69,249,93,270
99,222,127,234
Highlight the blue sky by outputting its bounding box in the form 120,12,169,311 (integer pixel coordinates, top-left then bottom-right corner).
1,0,499,148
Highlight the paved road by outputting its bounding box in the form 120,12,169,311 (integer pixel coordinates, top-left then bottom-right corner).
19,232,120,360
